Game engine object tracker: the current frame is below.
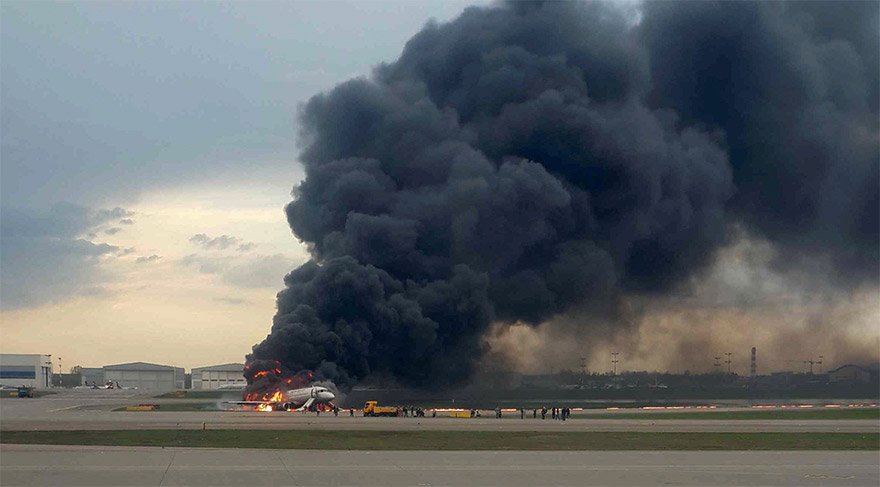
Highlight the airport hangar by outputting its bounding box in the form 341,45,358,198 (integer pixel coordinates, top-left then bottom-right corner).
0,354,53,388
1,354,246,392
98,362,185,391
191,363,246,389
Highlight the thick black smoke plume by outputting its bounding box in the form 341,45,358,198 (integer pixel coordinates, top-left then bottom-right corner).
248,1,878,389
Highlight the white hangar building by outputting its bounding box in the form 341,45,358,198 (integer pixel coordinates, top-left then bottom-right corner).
191,363,245,390
0,354,53,388
103,362,184,391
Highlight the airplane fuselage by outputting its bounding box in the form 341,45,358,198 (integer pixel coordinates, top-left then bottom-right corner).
283,385,336,408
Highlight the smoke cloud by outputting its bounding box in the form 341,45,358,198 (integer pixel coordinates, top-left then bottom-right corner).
248,1,878,389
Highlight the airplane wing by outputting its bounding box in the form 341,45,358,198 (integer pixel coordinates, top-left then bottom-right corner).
225,401,272,406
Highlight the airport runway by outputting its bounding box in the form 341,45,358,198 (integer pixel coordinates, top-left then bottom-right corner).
2,392,878,432
2,444,877,486
4,413,879,433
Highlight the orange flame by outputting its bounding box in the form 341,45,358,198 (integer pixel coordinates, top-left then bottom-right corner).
249,389,286,412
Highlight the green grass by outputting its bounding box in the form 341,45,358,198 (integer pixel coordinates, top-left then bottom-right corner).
578,408,879,421
114,404,878,420
0,430,876,450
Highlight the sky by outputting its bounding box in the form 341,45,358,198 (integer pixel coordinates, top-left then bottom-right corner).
0,1,485,372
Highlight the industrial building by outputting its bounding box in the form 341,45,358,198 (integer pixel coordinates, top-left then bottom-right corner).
103,362,185,391
191,363,245,389
828,364,871,383
79,367,104,386
0,354,53,388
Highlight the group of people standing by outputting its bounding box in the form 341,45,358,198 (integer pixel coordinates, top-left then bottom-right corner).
402,406,431,417
532,407,571,420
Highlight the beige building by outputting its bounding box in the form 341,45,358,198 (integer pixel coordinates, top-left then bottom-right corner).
103,362,184,391
191,363,245,390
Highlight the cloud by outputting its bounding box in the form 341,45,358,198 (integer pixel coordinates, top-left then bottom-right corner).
0,203,128,309
178,253,294,289
104,227,123,235
95,208,134,221
236,242,256,252
189,233,254,251
223,254,293,288
214,296,250,306
119,219,135,225
135,254,162,264
179,253,226,274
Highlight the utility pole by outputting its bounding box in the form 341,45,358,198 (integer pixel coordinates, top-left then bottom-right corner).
611,352,620,375
579,357,587,377
724,352,733,374
58,357,62,376
714,356,722,372
750,347,757,379
804,355,823,374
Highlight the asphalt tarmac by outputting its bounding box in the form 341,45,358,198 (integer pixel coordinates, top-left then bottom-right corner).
2,445,877,486
1,391,877,433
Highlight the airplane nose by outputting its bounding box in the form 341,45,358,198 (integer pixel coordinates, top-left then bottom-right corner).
319,391,335,400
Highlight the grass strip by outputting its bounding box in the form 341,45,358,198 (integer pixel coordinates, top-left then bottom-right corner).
1,430,876,450
112,405,879,420
577,408,880,421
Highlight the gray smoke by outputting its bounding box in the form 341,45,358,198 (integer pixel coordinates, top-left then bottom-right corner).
248,1,878,389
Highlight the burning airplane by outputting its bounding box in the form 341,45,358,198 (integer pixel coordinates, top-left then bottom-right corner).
231,362,336,411
228,384,335,412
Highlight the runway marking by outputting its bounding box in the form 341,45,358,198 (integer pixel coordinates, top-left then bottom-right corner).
159,450,176,486
804,473,856,479
47,405,84,412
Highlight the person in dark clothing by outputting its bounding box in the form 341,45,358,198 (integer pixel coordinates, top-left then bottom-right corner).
541,407,546,420
533,409,537,419
520,408,524,419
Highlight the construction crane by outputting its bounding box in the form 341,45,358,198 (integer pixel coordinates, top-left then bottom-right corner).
803,356,824,374
784,356,824,374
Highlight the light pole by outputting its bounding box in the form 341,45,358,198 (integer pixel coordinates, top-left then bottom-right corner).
611,352,620,375
724,352,733,374
579,357,587,383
